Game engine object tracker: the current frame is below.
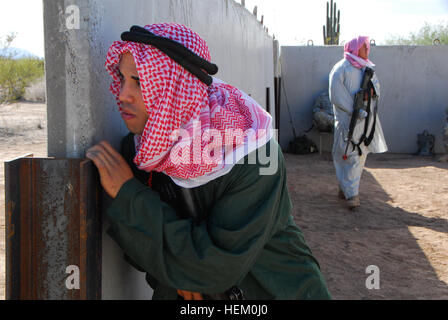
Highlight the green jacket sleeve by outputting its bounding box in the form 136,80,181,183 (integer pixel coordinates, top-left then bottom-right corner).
106,140,291,294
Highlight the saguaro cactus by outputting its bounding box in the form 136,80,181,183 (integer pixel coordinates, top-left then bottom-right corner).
323,0,340,45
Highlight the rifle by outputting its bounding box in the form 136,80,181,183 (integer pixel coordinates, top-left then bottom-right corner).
342,67,375,160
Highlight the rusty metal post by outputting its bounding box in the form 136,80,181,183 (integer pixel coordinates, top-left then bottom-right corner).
5,157,101,300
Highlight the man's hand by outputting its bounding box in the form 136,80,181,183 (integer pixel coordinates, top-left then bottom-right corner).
86,141,134,198
358,109,368,119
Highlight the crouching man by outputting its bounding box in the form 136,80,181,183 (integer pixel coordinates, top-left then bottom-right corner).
87,23,331,300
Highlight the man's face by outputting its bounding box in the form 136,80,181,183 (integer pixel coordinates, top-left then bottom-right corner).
118,52,149,135
358,43,369,60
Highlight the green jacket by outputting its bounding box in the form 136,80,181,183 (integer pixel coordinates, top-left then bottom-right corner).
106,133,331,300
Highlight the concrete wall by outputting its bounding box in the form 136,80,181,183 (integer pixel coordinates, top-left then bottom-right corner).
43,0,275,299
279,45,448,154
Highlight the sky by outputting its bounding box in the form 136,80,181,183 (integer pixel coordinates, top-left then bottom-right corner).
244,0,448,45
0,0,44,57
0,0,447,58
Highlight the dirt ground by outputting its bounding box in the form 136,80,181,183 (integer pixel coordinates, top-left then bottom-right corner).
286,152,448,299
0,102,47,300
0,102,447,300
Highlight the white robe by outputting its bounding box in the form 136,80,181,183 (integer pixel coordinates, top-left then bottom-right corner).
329,59,388,199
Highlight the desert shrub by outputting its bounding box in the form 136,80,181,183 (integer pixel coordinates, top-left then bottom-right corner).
0,33,45,103
0,57,45,103
385,21,448,45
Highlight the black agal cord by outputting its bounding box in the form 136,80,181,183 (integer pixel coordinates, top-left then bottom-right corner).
121,25,218,86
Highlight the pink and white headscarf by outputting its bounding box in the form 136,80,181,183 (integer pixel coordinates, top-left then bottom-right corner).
344,36,375,69
105,23,273,187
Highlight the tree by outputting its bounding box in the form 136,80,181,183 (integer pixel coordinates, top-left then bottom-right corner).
384,21,448,45
0,32,17,59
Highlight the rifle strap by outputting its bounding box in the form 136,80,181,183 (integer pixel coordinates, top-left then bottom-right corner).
364,99,377,146
352,82,376,156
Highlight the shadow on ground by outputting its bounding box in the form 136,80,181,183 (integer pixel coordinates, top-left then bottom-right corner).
284,151,448,299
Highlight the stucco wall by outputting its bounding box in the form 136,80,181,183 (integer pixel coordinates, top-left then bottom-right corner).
43,0,275,299
279,45,448,154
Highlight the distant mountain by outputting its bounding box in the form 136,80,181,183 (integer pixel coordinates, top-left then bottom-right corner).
0,47,42,59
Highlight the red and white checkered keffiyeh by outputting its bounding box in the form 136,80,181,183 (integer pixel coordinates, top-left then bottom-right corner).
105,23,272,187
344,36,375,69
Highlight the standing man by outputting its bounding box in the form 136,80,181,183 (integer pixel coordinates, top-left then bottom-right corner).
329,36,388,209
86,23,331,300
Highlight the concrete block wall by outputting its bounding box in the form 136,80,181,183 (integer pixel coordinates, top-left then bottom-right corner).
44,0,275,299
279,45,448,154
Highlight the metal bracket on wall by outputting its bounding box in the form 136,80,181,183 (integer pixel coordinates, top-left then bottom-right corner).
5,157,102,300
